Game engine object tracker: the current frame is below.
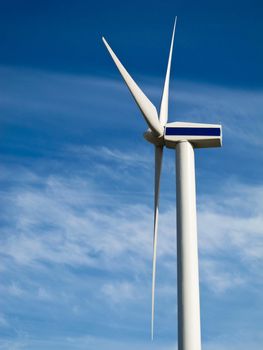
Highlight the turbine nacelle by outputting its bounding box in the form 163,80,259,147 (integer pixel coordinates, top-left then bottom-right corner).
165,121,222,148
144,122,222,148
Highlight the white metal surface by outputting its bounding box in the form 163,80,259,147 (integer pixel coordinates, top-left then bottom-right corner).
102,37,163,136
176,141,201,350
159,17,176,126
151,145,163,340
165,122,222,149
151,18,176,340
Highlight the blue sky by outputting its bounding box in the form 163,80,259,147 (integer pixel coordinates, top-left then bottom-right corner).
0,1,263,349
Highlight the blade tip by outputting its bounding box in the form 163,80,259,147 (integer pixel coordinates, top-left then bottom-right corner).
102,36,109,48
173,16,177,31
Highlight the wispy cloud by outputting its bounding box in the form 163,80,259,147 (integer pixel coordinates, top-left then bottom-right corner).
0,335,176,350
0,313,9,328
200,259,245,293
1,163,263,298
198,183,263,261
0,161,262,349
8,283,24,297
37,287,53,301
68,145,152,168
101,281,140,305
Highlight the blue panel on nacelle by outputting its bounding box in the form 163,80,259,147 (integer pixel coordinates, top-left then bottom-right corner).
165,127,221,136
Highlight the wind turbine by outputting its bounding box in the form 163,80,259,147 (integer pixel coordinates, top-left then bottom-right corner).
102,18,222,350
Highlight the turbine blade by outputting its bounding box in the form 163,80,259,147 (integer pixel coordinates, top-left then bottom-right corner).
151,145,163,340
102,37,163,136
159,17,177,126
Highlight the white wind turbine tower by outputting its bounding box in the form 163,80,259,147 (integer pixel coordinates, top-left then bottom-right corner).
102,18,222,350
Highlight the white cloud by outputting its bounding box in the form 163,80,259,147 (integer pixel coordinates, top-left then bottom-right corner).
101,281,140,304
200,259,245,293
198,183,263,261
0,333,262,350
0,335,176,350
0,313,9,328
8,283,24,297
1,162,263,300
1,164,262,348
68,145,151,167
37,287,53,301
